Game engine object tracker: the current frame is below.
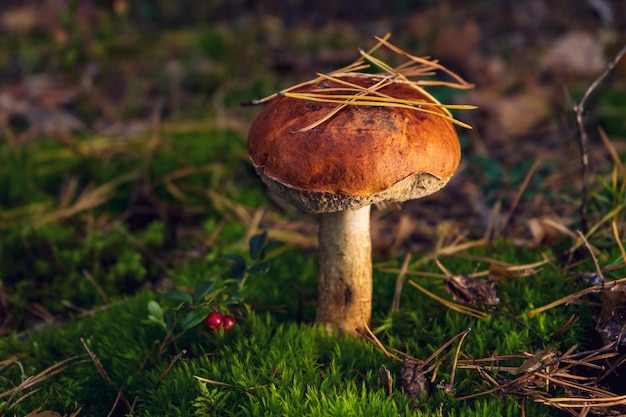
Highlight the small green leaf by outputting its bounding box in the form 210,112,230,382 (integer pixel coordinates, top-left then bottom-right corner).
247,261,269,274
193,281,215,305
163,291,193,305
223,254,247,280
181,308,210,330
222,253,246,264
147,300,163,320
222,297,242,306
248,231,268,260
265,240,283,251
231,264,246,280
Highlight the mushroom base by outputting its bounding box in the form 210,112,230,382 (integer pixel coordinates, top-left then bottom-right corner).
316,205,372,336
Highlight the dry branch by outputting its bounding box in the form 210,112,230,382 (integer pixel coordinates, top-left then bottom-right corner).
573,42,626,233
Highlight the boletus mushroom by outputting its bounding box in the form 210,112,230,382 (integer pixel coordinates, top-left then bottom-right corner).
246,36,473,336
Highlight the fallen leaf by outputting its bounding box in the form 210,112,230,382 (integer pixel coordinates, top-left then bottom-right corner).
445,274,500,306
377,365,393,395
595,282,626,346
526,216,567,246
541,31,606,77
400,359,430,400
513,348,557,374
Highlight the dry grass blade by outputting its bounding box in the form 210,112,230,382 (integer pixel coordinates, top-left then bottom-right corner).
154,349,187,390
408,279,490,319
193,375,263,392
33,171,139,227
379,253,549,281
391,253,411,312
0,355,21,371
433,238,488,259
570,203,626,254
598,128,624,173
206,189,253,226
536,374,626,408
440,328,471,393
530,276,626,317
80,338,132,411
576,230,605,282
612,219,626,265
0,201,52,229
373,36,473,90
245,33,394,105
248,35,475,133
0,356,82,399
284,75,395,133
193,376,237,388
457,342,625,415
0,355,84,413
357,322,401,361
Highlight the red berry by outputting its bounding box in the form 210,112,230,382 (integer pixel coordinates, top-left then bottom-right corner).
205,311,223,329
222,315,235,331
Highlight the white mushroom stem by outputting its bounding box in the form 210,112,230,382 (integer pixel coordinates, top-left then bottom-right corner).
316,205,372,336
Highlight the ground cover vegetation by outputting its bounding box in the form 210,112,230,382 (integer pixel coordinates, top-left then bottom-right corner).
1,1,626,416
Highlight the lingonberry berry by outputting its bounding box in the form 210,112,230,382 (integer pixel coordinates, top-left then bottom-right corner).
222,315,236,331
205,311,223,330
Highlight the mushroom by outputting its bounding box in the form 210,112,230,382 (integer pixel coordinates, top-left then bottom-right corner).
246,36,472,336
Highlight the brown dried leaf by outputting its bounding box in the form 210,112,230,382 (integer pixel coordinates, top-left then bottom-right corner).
445,274,500,306
513,348,557,375
377,365,393,395
595,282,626,346
400,359,430,400
527,216,566,246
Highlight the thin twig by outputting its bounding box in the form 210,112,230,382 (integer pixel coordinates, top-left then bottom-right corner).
357,322,401,360
444,328,471,393
154,349,187,391
80,338,132,411
408,279,490,319
573,42,626,233
576,230,605,283
530,276,626,317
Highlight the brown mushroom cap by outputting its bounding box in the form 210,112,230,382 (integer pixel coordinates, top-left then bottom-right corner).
247,76,461,213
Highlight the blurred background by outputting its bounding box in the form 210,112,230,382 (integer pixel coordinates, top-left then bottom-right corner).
1,0,625,245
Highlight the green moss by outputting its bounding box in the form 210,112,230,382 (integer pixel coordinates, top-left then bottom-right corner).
0,129,601,415
0,235,598,416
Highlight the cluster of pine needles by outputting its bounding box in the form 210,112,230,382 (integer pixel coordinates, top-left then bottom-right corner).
246,34,476,133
